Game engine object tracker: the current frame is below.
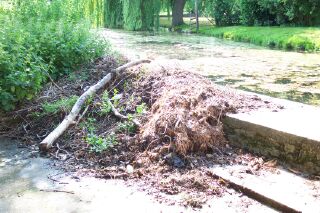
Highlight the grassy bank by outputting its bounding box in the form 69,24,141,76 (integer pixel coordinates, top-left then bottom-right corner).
160,17,320,52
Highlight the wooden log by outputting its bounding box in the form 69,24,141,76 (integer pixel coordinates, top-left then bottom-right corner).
39,59,150,151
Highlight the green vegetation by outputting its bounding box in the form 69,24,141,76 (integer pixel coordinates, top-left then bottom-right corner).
82,117,118,153
101,89,122,114
202,0,320,27
199,26,320,52
42,96,79,115
1,0,319,111
0,0,108,111
104,0,161,30
117,118,136,134
86,133,118,153
158,0,320,51
116,102,147,134
160,17,320,52
104,0,123,28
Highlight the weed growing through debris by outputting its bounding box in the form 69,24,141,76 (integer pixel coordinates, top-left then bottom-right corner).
136,102,147,115
101,89,122,114
42,96,78,115
82,116,118,153
117,118,136,134
83,117,97,133
86,133,117,153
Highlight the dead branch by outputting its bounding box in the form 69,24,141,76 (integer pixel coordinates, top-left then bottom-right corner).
39,59,150,151
106,97,141,127
40,189,74,194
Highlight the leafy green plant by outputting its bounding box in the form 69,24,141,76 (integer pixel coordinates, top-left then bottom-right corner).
101,89,122,114
136,102,147,116
42,95,78,115
85,117,97,133
0,0,109,111
117,120,136,134
86,133,117,153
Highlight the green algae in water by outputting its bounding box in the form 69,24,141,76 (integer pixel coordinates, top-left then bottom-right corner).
237,85,320,106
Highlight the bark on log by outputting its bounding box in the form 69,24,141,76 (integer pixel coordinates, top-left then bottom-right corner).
39,59,150,152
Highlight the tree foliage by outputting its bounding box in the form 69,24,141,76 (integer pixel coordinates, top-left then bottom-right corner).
105,0,161,30
204,0,240,26
104,0,123,28
205,0,320,26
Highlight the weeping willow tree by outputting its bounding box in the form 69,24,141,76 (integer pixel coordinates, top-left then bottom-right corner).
141,0,161,30
122,0,141,30
111,0,161,31
72,0,104,27
104,0,123,28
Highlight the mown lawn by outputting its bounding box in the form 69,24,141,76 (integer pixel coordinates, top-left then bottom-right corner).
160,17,320,52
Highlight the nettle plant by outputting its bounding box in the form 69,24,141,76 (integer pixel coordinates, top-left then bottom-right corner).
0,0,108,111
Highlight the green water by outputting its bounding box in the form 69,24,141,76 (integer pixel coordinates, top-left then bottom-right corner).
102,29,320,105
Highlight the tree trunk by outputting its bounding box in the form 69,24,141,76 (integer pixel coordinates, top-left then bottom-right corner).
172,0,186,27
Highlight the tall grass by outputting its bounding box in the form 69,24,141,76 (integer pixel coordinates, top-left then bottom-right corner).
0,0,109,111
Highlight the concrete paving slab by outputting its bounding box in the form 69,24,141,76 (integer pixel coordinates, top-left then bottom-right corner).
208,164,320,213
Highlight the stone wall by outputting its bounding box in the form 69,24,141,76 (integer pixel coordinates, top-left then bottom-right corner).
223,115,320,175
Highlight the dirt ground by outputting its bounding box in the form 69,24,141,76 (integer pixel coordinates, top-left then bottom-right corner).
0,56,286,210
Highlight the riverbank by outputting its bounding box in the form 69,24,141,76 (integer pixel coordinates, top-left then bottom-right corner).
2,56,320,211
159,17,320,52
0,55,294,210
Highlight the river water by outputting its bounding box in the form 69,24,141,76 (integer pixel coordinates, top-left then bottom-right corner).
102,29,320,105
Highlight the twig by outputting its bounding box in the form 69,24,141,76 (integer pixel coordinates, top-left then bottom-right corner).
107,72,134,93
47,175,68,184
106,97,141,127
217,108,224,124
145,138,159,152
40,189,74,194
55,143,70,160
9,105,41,115
75,104,90,126
43,70,64,92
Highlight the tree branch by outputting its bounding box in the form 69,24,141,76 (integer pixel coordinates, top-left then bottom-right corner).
39,59,150,152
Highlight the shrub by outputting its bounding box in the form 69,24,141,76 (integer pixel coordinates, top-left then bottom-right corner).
284,0,320,26
205,0,241,26
0,0,109,111
206,0,320,26
238,0,320,26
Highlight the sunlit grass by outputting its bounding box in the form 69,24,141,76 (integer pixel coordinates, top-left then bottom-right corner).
199,26,320,52
160,17,320,52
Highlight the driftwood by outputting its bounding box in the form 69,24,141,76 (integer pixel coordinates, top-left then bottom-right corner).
39,59,150,151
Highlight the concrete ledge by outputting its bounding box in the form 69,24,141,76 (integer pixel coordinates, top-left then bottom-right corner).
223,95,320,175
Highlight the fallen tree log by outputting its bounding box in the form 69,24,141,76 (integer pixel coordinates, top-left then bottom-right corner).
39,59,150,152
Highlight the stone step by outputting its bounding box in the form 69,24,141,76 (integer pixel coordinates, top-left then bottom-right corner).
207,164,320,212
223,93,320,174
